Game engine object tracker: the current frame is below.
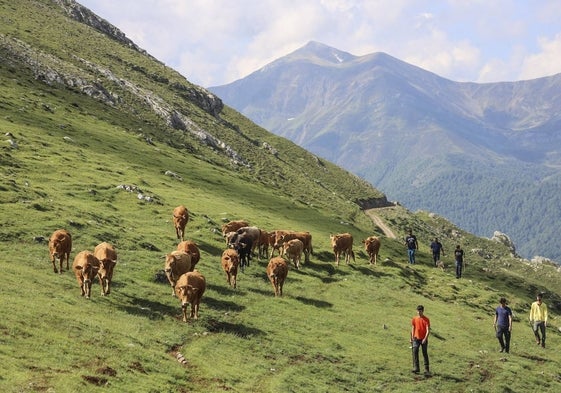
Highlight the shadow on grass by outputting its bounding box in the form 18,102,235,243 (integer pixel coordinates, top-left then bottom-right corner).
349,264,391,278
400,266,428,287
204,294,245,313
436,373,467,383
431,331,446,341
518,353,548,362
294,296,333,308
207,282,246,296
118,294,177,320
247,286,276,297
205,318,265,338
196,240,224,258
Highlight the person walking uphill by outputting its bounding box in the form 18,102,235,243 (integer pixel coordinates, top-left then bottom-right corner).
405,230,419,264
411,305,431,376
493,297,513,353
529,293,548,348
430,238,445,266
454,245,464,278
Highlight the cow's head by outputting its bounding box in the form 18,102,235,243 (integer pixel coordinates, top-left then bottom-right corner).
273,235,286,249
225,231,237,247
175,284,200,304
164,253,177,273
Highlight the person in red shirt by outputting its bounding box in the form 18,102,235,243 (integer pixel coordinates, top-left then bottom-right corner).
411,305,431,375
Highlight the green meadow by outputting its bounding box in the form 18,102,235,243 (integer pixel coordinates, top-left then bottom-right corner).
2,1,561,391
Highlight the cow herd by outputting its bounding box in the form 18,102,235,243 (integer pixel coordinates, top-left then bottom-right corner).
48,229,117,299
47,205,382,324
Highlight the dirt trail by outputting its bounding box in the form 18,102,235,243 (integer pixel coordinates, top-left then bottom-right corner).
365,208,396,239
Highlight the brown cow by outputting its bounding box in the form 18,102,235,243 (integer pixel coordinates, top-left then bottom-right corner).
266,231,279,257
221,220,249,241
283,239,304,270
258,229,270,259
177,240,200,271
175,270,206,322
48,229,72,274
72,250,100,299
164,251,192,296
363,236,381,265
274,230,313,262
173,205,189,241
221,249,240,288
93,242,117,296
270,230,290,257
330,233,355,266
267,257,288,297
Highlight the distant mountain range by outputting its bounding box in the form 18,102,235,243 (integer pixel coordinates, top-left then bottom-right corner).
209,41,561,261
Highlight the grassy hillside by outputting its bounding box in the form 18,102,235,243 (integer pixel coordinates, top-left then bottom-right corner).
2,1,561,392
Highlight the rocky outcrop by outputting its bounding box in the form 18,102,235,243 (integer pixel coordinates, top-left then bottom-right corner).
171,82,224,118
53,0,224,119
490,231,518,257
53,0,147,55
355,196,395,210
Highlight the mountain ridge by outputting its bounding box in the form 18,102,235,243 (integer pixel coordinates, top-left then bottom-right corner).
209,41,561,261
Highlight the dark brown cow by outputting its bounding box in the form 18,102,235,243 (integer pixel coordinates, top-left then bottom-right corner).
267,257,288,297
228,233,253,270
231,226,261,259
362,236,381,265
330,233,355,266
175,270,206,322
221,220,249,241
221,249,240,288
283,239,303,270
173,205,189,241
177,240,200,271
48,229,72,274
93,242,117,296
274,230,313,263
72,250,100,299
164,251,192,296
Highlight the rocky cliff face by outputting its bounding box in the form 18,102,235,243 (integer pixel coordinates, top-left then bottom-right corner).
51,0,223,119
54,0,146,54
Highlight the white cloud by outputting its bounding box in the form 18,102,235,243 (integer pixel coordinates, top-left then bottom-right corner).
519,33,561,80
78,0,561,86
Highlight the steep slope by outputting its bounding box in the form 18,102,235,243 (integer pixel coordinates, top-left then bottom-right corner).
3,2,561,392
210,41,561,261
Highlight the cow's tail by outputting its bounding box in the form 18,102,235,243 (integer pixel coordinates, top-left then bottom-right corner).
351,250,355,262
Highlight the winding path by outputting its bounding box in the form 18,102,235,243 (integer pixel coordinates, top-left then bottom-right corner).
365,208,396,239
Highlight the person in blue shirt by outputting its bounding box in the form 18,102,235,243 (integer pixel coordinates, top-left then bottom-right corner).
493,297,513,353
430,238,445,266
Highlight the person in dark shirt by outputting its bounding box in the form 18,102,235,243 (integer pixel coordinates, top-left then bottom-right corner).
493,297,513,353
405,230,419,264
454,245,464,278
430,238,445,266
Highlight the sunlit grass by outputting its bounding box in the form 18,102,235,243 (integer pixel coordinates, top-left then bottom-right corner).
2,1,561,392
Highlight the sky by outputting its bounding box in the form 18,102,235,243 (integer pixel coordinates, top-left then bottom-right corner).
78,0,561,88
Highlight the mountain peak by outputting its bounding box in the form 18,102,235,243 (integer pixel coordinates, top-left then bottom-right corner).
285,41,356,65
